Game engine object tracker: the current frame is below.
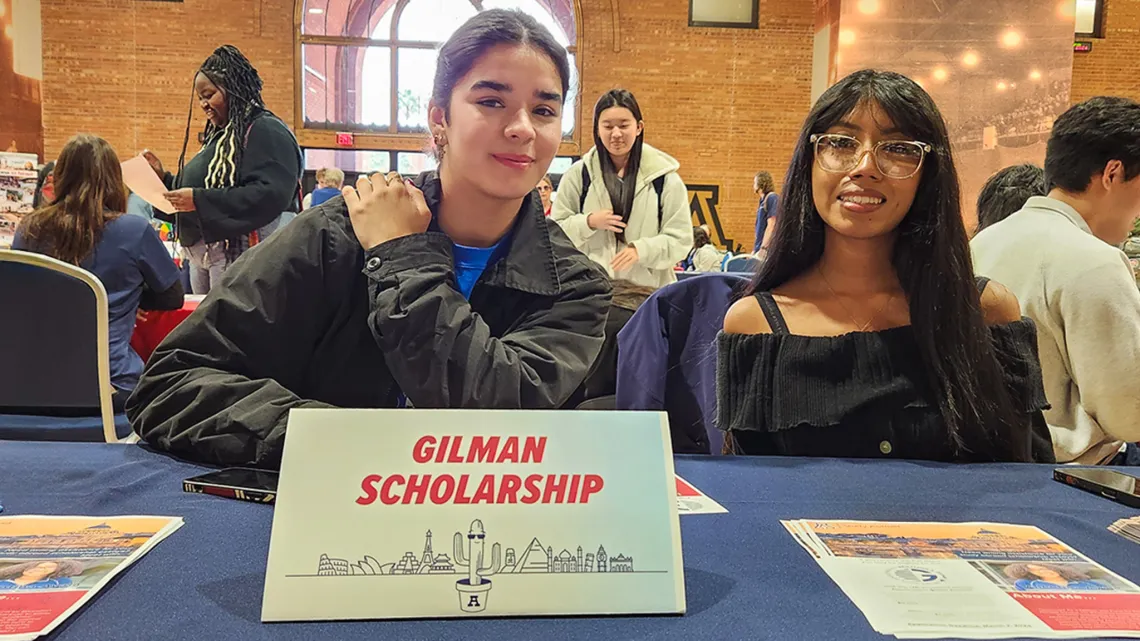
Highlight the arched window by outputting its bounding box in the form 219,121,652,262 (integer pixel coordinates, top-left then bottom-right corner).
297,0,579,154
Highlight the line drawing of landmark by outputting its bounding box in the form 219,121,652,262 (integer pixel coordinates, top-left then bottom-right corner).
309,519,646,614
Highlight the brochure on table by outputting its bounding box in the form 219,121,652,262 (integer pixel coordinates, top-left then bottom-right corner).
784,519,1140,639
263,409,686,621
0,515,183,641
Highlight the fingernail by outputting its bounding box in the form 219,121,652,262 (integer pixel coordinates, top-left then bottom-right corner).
404,179,414,186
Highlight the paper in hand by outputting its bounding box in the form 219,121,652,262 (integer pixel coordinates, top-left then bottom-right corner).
121,155,176,214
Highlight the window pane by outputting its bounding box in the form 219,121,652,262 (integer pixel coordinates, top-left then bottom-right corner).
397,0,477,42
300,0,329,35
304,149,391,174
374,2,395,39
398,152,438,174
397,48,435,132
563,53,578,137
303,44,391,130
547,157,574,175
1075,0,1098,34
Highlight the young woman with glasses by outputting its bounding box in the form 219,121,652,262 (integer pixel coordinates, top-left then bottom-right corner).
717,69,1055,463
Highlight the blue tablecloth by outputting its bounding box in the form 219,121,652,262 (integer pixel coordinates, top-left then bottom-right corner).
2,442,1138,641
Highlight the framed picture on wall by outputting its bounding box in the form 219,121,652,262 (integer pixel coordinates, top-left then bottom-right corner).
689,0,759,29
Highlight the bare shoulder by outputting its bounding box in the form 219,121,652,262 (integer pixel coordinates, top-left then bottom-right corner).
980,280,1022,325
723,295,772,335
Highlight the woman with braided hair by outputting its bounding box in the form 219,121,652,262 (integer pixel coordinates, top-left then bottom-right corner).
143,45,303,294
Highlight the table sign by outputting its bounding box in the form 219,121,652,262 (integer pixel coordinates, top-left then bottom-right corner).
262,409,685,621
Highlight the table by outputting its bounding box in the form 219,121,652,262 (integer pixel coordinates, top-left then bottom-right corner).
130,297,201,361
2,442,1138,641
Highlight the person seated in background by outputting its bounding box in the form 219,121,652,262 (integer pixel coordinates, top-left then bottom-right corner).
13,135,184,409
974,164,1045,234
31,161,54,209
972,97,1140,466
126,191,155,221
537,174,554,216
127,10,610,468
565,279,656,408
682,225,726,272
719,69,1054,463
303,167,345,210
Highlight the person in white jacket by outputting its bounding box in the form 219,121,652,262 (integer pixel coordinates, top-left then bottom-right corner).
552,89,692,287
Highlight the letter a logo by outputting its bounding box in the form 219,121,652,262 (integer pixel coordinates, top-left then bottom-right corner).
467,595,481,607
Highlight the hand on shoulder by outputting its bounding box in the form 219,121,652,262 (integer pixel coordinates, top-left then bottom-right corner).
980,280,1022,325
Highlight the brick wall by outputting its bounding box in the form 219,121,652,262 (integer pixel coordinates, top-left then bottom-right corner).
575,0,815,250
1071,0,1140,104
40,0,294,176
38,0,1138,250
40,0,813,251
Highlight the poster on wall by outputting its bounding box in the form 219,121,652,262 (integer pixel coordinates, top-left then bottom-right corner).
0,152,39,215
0,0,44,161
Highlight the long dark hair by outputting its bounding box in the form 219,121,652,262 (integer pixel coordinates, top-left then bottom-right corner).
432,9,571,118
751,69,1029,462
177,45,269,187
18,135,126,265
592,89,644,243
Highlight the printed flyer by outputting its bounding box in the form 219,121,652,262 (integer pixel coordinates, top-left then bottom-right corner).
0,516,183,641
783,519,1140,639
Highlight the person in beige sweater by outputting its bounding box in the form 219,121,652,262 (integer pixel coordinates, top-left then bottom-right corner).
552,89,692,288
972,96,1140,465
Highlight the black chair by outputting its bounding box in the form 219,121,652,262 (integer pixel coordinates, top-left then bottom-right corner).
0,249,129,442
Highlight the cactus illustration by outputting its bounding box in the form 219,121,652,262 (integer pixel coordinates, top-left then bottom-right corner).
454,519,501,586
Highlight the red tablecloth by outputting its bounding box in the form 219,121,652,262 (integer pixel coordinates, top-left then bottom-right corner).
130,299,200,361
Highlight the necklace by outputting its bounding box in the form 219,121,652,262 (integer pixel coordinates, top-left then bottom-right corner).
817,265,896,332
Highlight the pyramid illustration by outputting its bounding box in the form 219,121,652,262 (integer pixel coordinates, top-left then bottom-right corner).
513,537,550,573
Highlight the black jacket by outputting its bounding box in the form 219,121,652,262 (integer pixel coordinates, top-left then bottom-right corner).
127,172,612,467
157,110,303,247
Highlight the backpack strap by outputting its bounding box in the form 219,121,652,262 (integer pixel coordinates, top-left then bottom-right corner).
652,175,667,230
578,165,592,213
974,276,990,294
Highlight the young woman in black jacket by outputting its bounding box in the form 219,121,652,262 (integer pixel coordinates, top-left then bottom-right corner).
143,45,302,295
126,10,611,468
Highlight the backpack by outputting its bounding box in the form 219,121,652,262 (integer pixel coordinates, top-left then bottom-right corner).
579,167,669,230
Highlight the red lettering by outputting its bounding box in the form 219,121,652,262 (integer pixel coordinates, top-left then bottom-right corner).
430,475,456,505
472,475,496,504
522,436,546,463
542,474,570,503
497,474,522,503
447,436,465,463
380,474,405,505
356,474,382,505
521,474,543,504
434,436,450,463
496,437,519,463
454,474,473,504
466,436,500,463
412,436,436,464
403,474,430,505
567,475,582,504
580,474,604,503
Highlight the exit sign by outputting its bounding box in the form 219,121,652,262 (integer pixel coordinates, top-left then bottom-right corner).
1074,41,1093,53
335,132,355,146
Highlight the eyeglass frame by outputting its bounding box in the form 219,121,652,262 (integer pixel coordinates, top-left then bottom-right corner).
809,133,933,180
